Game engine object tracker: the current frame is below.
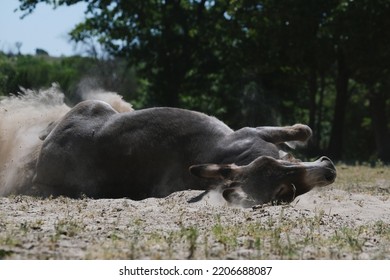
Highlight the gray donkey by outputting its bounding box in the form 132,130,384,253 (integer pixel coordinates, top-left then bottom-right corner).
33,100,336,207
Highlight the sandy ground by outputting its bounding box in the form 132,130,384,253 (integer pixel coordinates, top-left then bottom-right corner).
0,166,390,260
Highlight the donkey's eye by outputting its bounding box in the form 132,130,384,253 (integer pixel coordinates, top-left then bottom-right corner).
227,181,240,188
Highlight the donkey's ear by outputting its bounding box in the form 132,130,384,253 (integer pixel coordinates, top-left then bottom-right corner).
189,164,238,179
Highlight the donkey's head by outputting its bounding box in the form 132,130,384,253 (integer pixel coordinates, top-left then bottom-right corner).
190,155,336,207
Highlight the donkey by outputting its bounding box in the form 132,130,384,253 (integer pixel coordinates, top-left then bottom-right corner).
32,100,336,206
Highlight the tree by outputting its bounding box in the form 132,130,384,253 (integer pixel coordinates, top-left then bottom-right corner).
324,0,390,162
15,42,23,55
16,0,390,162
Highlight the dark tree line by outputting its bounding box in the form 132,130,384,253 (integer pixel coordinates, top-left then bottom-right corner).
6,0,390,162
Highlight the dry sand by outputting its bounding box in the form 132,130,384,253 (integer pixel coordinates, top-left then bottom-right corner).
3,87,388,260
1,165,389,260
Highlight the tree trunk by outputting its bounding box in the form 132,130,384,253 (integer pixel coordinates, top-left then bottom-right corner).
369,90,390,162
327,50,350,160
307,69,319,155
316,71,326,151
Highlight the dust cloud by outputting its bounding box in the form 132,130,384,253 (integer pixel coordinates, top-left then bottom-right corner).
0,84,133,195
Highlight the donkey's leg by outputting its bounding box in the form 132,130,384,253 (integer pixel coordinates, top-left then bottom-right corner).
256,124,312,144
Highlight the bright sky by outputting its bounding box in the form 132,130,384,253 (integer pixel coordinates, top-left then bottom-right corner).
0,0,87,56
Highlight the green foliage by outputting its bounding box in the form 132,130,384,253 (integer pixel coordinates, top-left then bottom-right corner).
0,53,138,103
0,53,87,96
8,0,390,162
0,53,18,95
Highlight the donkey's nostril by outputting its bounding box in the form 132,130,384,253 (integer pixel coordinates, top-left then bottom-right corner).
325,171,336,182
